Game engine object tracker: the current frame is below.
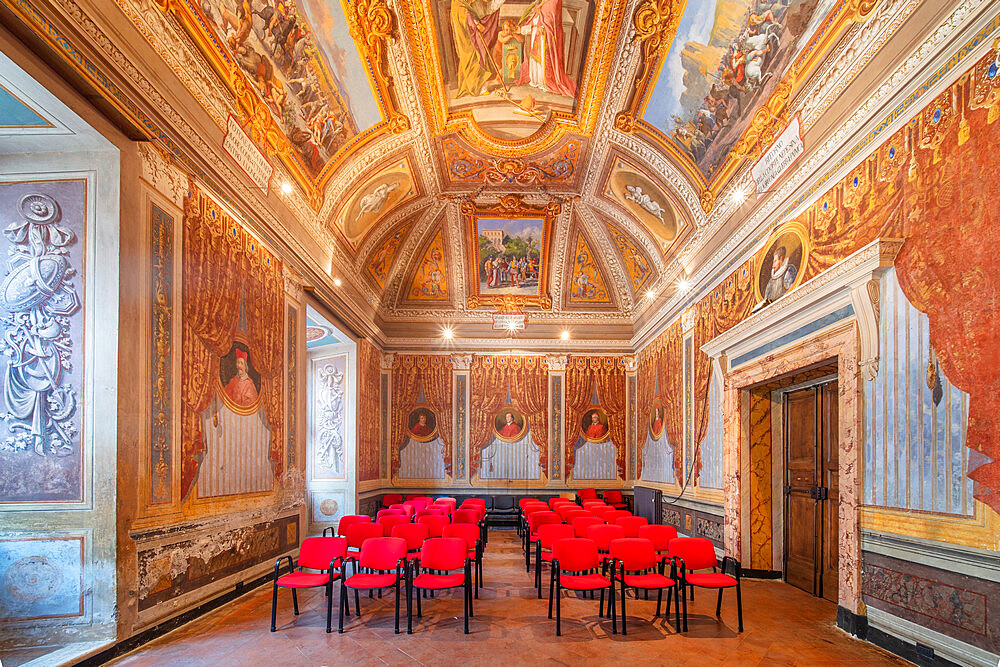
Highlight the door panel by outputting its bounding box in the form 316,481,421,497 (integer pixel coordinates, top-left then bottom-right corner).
784,388,818,595
820,382,839,603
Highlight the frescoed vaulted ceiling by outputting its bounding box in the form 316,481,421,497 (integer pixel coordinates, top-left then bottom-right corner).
106,0,944,341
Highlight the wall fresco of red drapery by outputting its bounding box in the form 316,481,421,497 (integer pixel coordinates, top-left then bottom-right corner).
469,356,548,478
390,355,453,478
565,357,628,480
181,183,284,499
358,339,381,481
637,50,1000,514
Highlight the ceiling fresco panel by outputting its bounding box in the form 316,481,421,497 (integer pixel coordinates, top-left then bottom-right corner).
601,154,685,254
616,0,877,207
606,222,654,294
432,0,593,140
406,227,451,301
462,197,558,311
366,222,413,288
161,0,406,206
566,229,611,305
332,155,420,247
438,133,585,188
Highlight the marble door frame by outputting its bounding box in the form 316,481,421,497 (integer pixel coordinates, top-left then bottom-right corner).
722,322,862,614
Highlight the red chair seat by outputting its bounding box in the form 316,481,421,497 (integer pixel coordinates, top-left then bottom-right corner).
406,552,421,561
623,573,675,589
344,572,397,589
541,551,554,562
608,503,628,510
685,572,737,588
560,574,612,591
276,572,335,588
413,572,465,590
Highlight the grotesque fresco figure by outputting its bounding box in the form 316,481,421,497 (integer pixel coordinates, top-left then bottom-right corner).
763,245,797,302
224,349,259,406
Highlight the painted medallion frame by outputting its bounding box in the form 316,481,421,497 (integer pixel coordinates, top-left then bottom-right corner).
753,221,810,304
580,405,610,444
492,407,528,443
406,405,439,443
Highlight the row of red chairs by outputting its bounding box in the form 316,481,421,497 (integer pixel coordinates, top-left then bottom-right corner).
537,529,742,635
271,521,485,634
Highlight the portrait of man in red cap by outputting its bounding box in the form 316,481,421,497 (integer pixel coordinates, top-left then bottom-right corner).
224,347,259,407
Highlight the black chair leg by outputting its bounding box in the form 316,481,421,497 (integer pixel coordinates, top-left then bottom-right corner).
464,577,470,634
291,589,299,616
555,582,562,636
736,581,743,632
620,575,627,636
326,582,334,633
716,588,723,617
547,569,555,619
656,588,662,617
354,589,361,617
394,580,401,634
338,582,347,633
599,588,605,617
674,586,681,631
270,584,278,632
682,583,689,632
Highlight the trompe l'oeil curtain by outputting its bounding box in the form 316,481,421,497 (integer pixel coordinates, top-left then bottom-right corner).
391,355,452,478
181,183,284,499
636,348,657,476
469,356,549,478
565,357,627,479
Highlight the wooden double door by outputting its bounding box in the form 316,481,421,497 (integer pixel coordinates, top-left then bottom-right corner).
783,381,839,602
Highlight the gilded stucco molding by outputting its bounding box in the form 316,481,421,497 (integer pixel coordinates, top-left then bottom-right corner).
138,142,187,209
574,202,634,313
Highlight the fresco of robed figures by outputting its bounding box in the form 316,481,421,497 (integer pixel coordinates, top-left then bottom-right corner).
642,0,837,179
434,0,593,139
198,0,382,175
475,217,545,296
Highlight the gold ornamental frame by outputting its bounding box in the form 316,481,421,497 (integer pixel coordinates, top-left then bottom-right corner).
463,195,558,311
156,0,409,211
614,0,881,213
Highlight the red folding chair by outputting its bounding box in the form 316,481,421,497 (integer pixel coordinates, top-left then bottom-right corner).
562,509,591,525
582,500,607,511
638,524,678,559
415,508,446,520
602,489,629,510
603,510,632,525
337,514,371,537
590,505,615,520
525,511,560,571
576,488,598,503
345,523,384,556
377,515,410,534
417,514,450,538
407,537,475,634
533,523,575,598
453,508,487,548
615,516,648,537
443,523,483,597
377,509,405,520
668,537,743,632
391,522,430,562
571,516,603,538
547,538,617,636
518,498,544,536
521,502,549,540
610,538,681,633
382,493,403,508
549,497,575,510
338,537,408,634
390,503,414,520
586,523,626,574
271,536,347,633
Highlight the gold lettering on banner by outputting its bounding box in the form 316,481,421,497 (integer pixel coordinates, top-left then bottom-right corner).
223,115,273,194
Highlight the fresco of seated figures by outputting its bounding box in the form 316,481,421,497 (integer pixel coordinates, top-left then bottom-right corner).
433,0,594,139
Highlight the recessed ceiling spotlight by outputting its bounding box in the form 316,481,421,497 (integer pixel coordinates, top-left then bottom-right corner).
506,320,518,331
280,182,293,195
333,277,342,287
442,327,454,339
560,330,570,340
645,289,656,299
730,186,747,206
677,278,691,294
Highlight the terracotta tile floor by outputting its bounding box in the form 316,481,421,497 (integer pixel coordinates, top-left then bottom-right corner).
111,529,904,666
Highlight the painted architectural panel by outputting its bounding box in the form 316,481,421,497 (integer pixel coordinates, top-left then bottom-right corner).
311,354,347,480
407,229,449,300
567,231,609,304
0,537,84,621
0,180,86,503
